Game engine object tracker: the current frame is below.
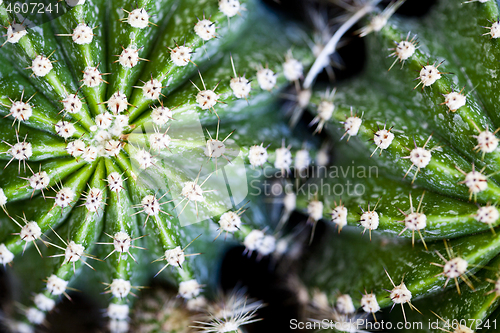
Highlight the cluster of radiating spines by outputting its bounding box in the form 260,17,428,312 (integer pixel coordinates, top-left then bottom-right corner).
130,287,262,333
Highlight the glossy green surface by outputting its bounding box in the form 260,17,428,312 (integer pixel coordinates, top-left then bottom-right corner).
302,0,500,331
0,0,313,326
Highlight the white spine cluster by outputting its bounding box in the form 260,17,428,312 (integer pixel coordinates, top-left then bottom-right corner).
443,257,468,278
418,65,441,87
485,21,500,39
82,145,98,162
118,46,139,68
170,45,192,67
274,146,292,171
112,115,129,132
317,101,334,122
186,296,208,311
243,230,276,256
62,94,82,114
336,294,355,315
31,55,53,77
205,139,225,158
165,246,185,267
243,229,264,253
6,23,27,44
219,0,240,17
127,8,149,29
109,319,129,333
107,172,123,193
82,66,103,87
283,57,303,81
256,68,276,91
134,149,154,169
405,212,427,231
248,144,268,167
55,187,75,208
367,15,388,34
443,92,466,112
0,188,6,206
343,116,362,137
46,275,68,295
55,120,76,139
66,139,85,157
463,171,488,194
110,279,131,299
151,106,172,126
0,243,14,265
142,79,162,100
307,200,323,222
141,195,160,216
257,235,276,256
107,304,129,320
373,128,394,152
409,148,432,169
360,211,379,231
84,187,103,212
72,23,93,45
390,282,412,304
107,92,128,115
105,140,123,157
361,293,380,314
34,293,56,312
28,171,50,190
95,112,113,129
178,279,201,299
230,76,251,98
196,89,219,110
331,206,348,229
10,101,33,122
113,232,131,253
394,41,415,61
218,211,242,232
475,130,499,153
181,182,204,202
26,308,45,325
149,132,171,151
195,19,216,41
94,130,111,143
283,192,297,212
475,205,499,224
64,241,85,263
20,221,42,242
297,89,312,109
8,141,33,161
294,149,310,171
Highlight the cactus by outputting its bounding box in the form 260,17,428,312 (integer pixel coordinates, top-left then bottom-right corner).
283,0,500,331
0,0,317,331
8,0,500,331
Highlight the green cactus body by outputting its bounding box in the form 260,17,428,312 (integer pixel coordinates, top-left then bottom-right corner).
0,0,315,331
296,0,500,331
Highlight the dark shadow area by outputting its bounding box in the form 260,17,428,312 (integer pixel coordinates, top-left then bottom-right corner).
39,293,104,333
220,246,303,333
